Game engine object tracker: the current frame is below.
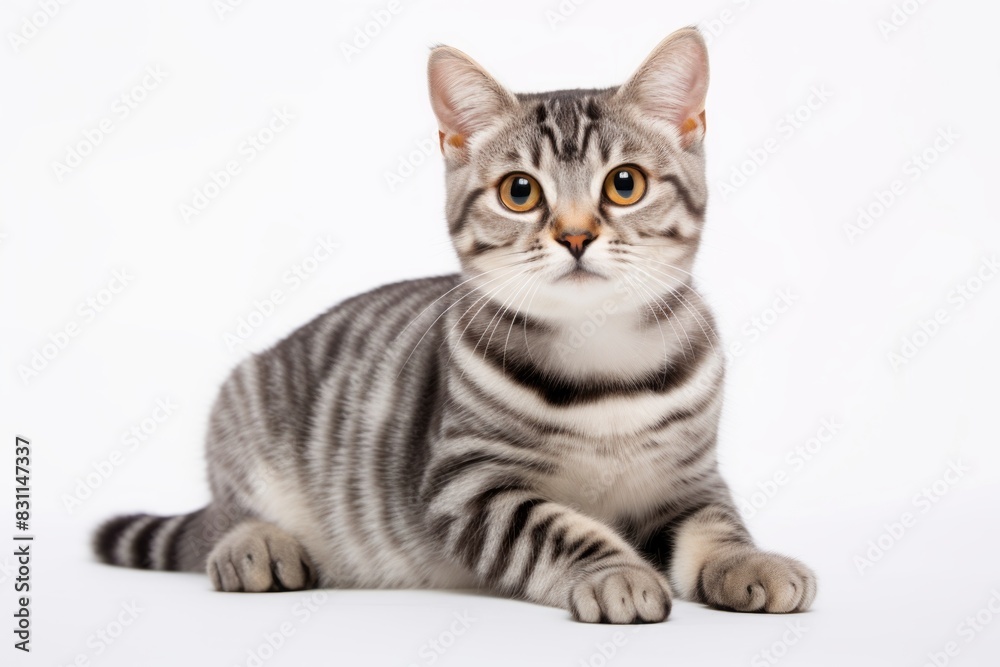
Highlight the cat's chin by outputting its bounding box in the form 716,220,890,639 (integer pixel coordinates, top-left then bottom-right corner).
555,266,606,283
523,274,636,323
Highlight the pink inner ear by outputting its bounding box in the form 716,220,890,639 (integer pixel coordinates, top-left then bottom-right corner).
428,47,513,143
623,30,709,134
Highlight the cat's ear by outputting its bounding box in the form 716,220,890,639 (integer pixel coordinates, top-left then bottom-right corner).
428,46,517,161
616,28,709,148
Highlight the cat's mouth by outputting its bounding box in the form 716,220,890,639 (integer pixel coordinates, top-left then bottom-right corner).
557,266,605,282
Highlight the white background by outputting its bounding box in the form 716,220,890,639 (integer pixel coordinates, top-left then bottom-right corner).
2,0,1000,665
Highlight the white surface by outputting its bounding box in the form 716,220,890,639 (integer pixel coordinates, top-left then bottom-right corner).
2,0,999,665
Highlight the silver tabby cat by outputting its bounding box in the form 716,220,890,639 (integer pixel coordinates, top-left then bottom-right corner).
94,28,816,623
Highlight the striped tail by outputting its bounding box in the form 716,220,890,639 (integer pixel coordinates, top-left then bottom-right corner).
93,509,209,572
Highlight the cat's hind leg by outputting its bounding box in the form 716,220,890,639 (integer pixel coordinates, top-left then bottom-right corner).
207,520,317,592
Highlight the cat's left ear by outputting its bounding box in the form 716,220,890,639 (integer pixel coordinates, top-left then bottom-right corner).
616,28,709,148
428,46,517,161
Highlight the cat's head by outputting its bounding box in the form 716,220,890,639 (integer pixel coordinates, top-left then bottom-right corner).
428,28,710,320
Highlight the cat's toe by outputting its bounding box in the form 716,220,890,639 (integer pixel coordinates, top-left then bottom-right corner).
569,563,672,624
701,550,816,613
207,521,316,592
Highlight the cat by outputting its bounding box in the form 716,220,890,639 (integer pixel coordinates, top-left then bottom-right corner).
93,27,816,623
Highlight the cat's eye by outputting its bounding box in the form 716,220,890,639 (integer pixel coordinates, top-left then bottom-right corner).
603,166,647,206
498,173,542,212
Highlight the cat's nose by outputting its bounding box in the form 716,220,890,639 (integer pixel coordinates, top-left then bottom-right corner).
557,230,596,259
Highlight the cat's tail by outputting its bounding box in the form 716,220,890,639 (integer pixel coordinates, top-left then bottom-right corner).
92,508,214,572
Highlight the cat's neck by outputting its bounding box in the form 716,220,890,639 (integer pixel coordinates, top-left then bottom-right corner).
449,277,704,379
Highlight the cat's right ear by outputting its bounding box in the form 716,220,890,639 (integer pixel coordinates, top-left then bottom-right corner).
428,46,516,162
616,28,710,148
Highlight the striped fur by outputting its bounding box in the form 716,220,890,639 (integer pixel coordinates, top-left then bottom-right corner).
94,28,815,622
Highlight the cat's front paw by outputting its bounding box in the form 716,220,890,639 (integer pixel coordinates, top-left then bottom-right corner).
569,563,672,624
699,550,816,613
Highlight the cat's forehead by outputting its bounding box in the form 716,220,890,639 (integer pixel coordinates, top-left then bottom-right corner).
515,88,615,139
477,86,658,173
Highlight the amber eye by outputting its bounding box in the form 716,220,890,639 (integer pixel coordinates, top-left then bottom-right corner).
499,173,542,212
603,166,647,206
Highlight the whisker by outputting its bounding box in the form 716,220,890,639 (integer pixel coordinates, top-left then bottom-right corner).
622,271,692,358
630,262,721,354
628,264,718,359
453,268,533,373
480,269,537,363
502,272,544,372
395,263,525,378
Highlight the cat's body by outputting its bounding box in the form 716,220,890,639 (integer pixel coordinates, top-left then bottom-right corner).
94,29,816,623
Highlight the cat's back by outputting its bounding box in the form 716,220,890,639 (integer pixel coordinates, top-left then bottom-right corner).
212,274,463,458
249,272,459,371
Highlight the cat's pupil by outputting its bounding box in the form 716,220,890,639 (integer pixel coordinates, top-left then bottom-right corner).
510,177,532,205
613,171,634,197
